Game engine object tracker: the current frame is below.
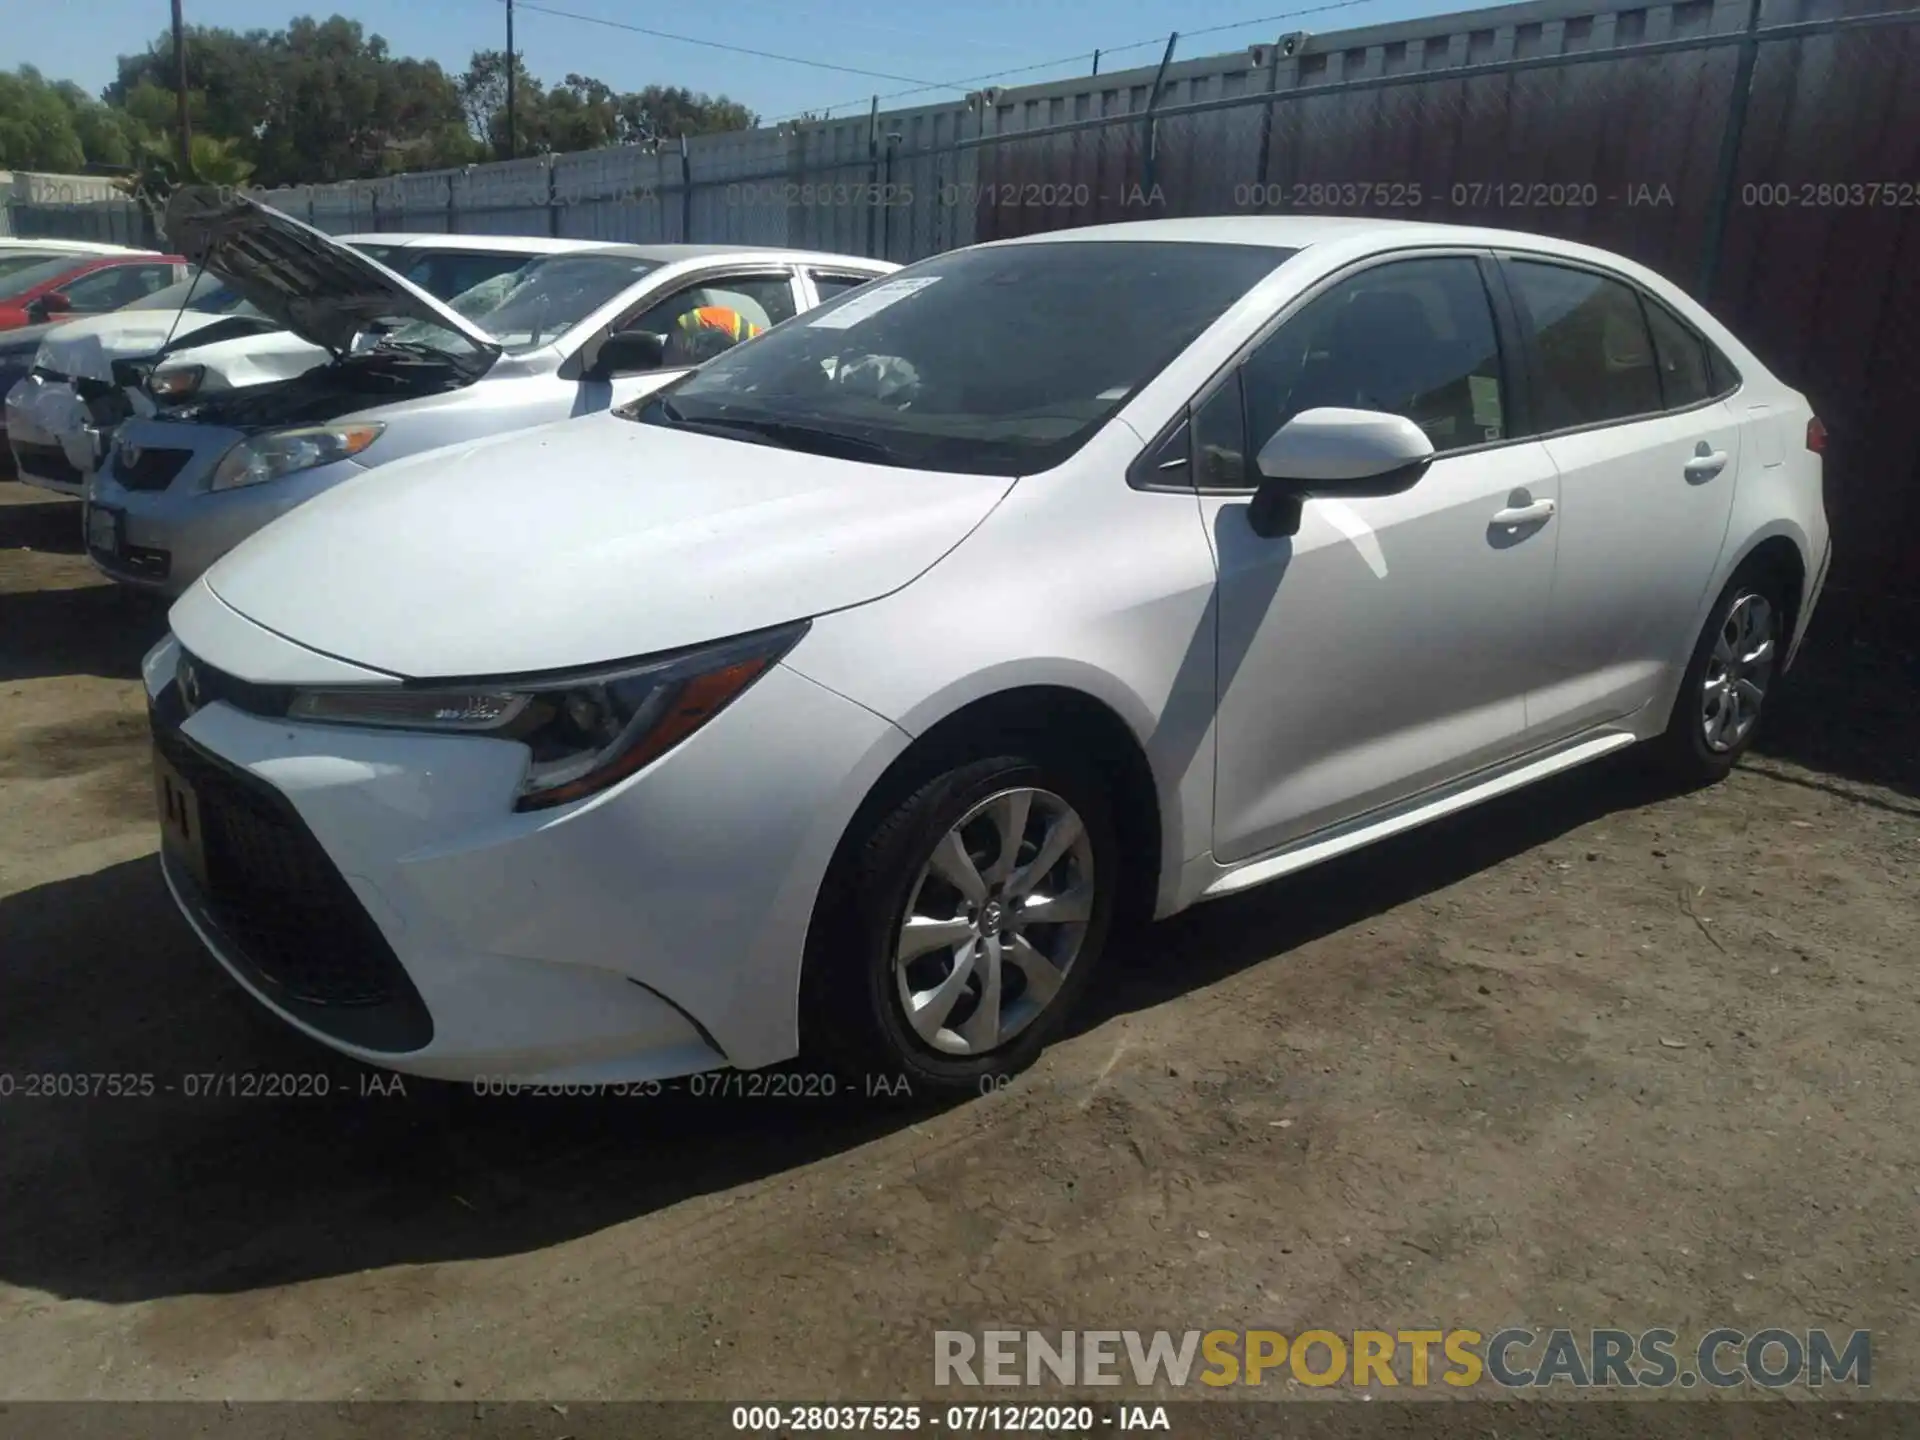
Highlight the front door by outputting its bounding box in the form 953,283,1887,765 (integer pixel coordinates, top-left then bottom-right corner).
1199,253,1562,864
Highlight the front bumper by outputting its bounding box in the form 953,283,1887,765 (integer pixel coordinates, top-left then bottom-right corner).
5,373,95,497
89,423,369,597
142,619,909,1083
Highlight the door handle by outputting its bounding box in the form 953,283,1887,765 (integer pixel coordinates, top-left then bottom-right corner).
1491,498,1556,526
1684,448,1729,481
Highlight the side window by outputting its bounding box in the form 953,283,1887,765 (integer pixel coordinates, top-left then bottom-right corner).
65,264,173,310
1241,256,1507,457
1508,260,1662,431
1191,372,1247,489
1643,297,1713,410
811,272,874,303
621,273,799,366
1707,341,1742,398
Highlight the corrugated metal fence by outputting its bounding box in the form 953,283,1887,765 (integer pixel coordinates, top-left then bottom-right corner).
11,0,1920,622
0,170,148,245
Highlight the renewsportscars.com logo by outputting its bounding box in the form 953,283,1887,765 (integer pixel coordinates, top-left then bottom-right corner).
934,1328,1871,1390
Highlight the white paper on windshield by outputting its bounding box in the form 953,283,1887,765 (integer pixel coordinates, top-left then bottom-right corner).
808,276,942,329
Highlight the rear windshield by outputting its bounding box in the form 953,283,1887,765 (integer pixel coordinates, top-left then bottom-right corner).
631,240,1292,476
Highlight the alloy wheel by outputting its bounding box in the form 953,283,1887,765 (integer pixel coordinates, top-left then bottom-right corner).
892,787,1096,1056
1701,591,1776,753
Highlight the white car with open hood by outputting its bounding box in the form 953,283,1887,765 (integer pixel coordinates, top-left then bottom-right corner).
145,216,1830,1098
6,233,610,496
86,187,895,593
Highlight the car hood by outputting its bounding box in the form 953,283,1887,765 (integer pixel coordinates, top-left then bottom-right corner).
31,309,227,382
165,187,501,374
203,412,1015,678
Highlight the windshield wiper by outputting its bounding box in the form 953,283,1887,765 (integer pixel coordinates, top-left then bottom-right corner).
656,402,896,463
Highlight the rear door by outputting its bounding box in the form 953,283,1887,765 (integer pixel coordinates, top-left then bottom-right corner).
1499,256,1742,739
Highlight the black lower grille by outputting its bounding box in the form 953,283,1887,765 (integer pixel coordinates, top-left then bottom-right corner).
115,446,192,492
152,698,432,1052
14,441,80,485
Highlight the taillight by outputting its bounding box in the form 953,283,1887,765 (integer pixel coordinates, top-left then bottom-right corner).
1806,416,1827,454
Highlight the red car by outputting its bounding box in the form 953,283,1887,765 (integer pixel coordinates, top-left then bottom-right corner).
0,253,188,331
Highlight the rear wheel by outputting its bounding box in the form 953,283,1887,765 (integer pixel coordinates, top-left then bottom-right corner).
801,752,1119,1100
1655,566,1784,784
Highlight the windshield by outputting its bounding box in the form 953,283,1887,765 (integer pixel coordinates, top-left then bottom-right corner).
0,257,85,301
629,241,1293,476
461,253,657,352
129,271,263,317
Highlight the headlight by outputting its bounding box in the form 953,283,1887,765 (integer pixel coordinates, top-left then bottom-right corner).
285,622,807,811
147,364,205,401
210,422,385,490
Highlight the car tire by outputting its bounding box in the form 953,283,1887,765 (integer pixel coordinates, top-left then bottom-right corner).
801,751,1120,1101
1654,562,1787,785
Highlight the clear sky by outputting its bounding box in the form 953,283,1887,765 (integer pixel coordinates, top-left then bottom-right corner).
1,0,1463,125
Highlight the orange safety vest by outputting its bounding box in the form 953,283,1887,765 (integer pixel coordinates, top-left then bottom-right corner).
676,305,761,343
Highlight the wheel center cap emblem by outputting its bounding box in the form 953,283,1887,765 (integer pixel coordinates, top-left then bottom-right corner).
980,901,1005,932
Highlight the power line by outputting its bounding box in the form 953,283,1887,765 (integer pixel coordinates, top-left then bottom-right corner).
767,0,1391,124
499,0,958,89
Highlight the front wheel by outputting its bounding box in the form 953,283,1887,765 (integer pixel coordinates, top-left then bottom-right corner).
801,753,1120,1100
1654,567,1784,784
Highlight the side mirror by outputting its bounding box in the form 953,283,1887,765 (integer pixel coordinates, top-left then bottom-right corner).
27,291,71,323
1247,407,1436,538
588,329,666,379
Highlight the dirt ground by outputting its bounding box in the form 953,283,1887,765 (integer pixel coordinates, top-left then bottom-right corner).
1,476,1916,1404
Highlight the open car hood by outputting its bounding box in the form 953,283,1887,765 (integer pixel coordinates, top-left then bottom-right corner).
164,187,502,375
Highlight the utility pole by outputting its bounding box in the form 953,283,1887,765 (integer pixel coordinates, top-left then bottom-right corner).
171,0,192,175
505,0,517,160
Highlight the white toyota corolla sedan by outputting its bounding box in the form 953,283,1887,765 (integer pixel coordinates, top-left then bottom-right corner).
145,216,1830,1097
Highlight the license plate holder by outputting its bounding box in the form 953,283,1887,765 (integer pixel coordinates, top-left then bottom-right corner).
86,504,123,557
153,746,210,894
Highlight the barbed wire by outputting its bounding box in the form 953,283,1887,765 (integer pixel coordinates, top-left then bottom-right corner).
488,0,1396,127
763,0,1395,124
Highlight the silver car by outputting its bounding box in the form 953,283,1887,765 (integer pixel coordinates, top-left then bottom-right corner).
86,187,896,595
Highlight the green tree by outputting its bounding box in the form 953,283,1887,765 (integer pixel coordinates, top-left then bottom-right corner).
0,16,759,191
107,15,470,187
616,85,757,145
0,67,87,170
459,48,546,159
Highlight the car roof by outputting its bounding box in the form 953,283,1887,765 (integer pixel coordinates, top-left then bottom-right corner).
0,238,152,255
994,214,1652,263
319,235,891,269
332,233,607,255
555,242,893,268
